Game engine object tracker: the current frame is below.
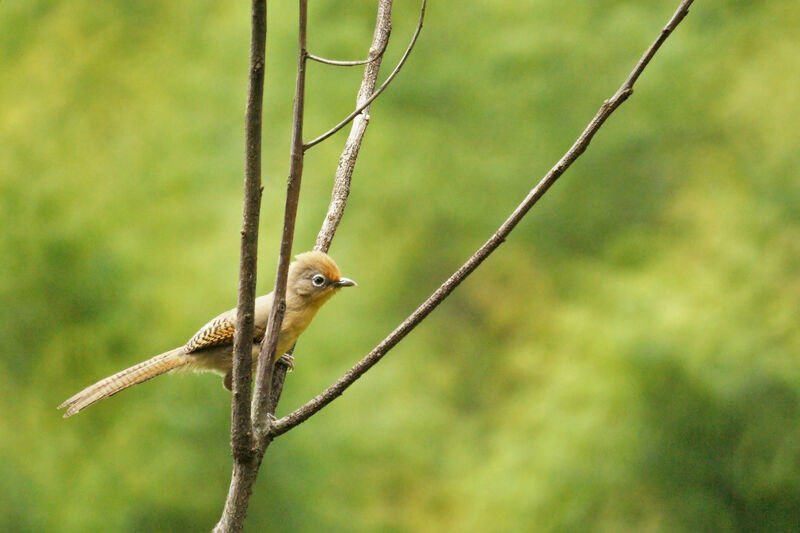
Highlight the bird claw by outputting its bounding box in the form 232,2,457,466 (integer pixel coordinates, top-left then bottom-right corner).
279,353,295,371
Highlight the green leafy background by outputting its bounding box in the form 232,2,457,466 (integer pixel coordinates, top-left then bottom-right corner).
1,1,798,531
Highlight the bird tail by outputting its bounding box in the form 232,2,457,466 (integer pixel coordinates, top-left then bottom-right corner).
58,347,188,418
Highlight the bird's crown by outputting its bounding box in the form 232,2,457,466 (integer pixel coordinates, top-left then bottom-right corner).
291,251,343,282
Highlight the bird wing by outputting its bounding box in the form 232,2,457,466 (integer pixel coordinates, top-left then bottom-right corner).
184,294,273,353
184,309,267,354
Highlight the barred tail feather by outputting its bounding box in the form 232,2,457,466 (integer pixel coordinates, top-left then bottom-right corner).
58,348,188,418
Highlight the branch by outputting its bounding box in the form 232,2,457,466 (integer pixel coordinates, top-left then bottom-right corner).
217,1,401,530
263,0,396,423
251,0,309,434
303,0,426,151
306,36,388,66
270,0,696,437
213,0,267,531
316,0,394,252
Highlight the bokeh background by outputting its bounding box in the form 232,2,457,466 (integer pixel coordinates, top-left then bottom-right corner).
2,1,798,531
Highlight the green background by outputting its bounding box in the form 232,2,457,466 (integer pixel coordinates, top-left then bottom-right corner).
2,1,798,531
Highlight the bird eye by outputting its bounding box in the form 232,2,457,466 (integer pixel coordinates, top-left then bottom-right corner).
311,274,326,287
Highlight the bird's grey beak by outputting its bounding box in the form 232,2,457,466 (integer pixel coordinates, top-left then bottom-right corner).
334,277,357,288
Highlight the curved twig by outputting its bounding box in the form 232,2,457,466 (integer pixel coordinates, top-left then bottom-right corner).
307,54,378,66
307,35,388,66
270,0,696,438
303,0,426,151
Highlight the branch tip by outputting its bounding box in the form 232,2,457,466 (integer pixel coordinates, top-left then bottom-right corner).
303,0,426,151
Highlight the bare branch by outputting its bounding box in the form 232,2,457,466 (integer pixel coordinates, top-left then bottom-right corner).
270,0,696,437
214,0,267,531
230,0,268,461
307,54,374,67
303,0,426,151
216,1,400,530
263,0,396,424
316,0,394,252
306,35,388,66
251,0,310,435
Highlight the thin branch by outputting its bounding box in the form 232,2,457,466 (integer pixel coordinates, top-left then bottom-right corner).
316,0,394,252
231,0,268,461
307,54,374,67
270,0,696,438
213,0,267,531
251,0,309,435
303,0,426,151
264,0,396,422
217,1,400,530
306,35,388,66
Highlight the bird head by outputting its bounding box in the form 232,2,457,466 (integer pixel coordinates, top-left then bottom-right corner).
288,251,356,306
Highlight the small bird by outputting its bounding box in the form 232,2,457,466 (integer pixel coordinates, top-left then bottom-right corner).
58,251,356,417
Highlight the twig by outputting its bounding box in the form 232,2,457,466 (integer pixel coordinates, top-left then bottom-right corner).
270,0,696,437
306,36,388,66
214,0,267,531
307,54,375,66
303,0,426,151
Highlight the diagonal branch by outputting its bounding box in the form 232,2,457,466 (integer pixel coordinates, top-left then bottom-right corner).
303,0,426,151
315,0,394,252
270,0,696,438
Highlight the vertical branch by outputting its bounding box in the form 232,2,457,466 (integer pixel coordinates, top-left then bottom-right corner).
230,0,268,460
315,0,394,253
214,0,267,531
266,0,395,418
217,0,404,529
251,0,309,434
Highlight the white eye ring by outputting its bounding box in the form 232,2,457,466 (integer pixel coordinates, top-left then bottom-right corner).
311,274,326,287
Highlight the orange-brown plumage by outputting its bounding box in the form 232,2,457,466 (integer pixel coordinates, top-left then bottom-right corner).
59,251,355,417
295,250,342,282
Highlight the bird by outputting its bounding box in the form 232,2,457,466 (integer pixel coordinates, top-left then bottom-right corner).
58,251,356,418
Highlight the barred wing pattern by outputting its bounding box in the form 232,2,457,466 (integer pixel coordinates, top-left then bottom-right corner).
184,294,271,353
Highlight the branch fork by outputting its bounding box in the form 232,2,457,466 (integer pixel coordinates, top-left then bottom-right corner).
216,0,695,530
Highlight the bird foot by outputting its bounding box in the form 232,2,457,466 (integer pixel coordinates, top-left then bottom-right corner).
279,353,295,371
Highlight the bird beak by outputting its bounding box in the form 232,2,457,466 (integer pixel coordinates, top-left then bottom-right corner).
334,277,357,288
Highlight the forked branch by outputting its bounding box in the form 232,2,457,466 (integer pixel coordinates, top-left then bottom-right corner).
270,0,696,437
315,0,395,252
216,1,402,531
303,0,426,151
264,0,396,423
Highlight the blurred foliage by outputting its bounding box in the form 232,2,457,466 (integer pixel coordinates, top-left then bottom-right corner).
1,0,798,531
